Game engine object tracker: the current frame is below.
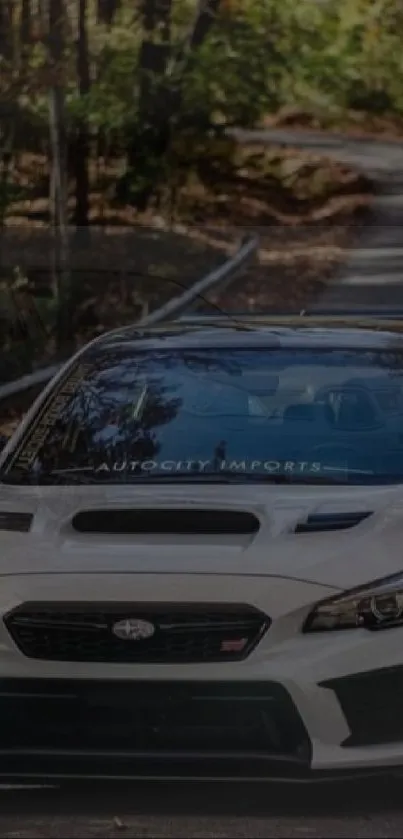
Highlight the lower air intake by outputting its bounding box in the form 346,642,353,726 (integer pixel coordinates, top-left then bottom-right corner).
321,666,403,747
0,678,312,778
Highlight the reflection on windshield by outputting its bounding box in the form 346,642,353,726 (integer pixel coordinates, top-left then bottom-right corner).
3,346,403,485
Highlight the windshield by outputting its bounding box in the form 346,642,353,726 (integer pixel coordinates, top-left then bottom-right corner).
3,346,403,486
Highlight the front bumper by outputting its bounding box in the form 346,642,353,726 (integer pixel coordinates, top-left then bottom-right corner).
0,678,313,781
2,573,403,779
2,672,403,782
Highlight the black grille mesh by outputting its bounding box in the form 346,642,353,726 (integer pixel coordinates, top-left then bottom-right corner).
0,678,311,768
5,602,270,664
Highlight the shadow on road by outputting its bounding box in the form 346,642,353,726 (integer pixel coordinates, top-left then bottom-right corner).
1,776,403,819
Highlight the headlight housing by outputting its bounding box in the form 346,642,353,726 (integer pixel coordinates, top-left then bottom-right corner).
303,572,403,633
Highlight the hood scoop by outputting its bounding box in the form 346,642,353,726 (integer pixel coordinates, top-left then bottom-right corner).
295,511,372,534
71,509,260,536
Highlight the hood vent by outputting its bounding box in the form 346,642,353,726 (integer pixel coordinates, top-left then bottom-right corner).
0,512,33,532
72,509,260,536
295,512,372,534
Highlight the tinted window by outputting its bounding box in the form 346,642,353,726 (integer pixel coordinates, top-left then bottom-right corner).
3,346,403,485
375,388,403,413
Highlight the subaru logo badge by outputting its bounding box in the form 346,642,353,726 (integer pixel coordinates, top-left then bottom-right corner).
112,618,155,641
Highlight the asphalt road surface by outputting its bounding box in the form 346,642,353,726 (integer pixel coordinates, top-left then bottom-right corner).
237,127,403,311
1,776,403,837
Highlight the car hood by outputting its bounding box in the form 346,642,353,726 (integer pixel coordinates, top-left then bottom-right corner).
0,481,402,589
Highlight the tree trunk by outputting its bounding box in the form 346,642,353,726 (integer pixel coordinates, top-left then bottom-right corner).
168,0,223,117
187,0,222,51
119,0,172,208
0,1,14,61
97,0,121,25
48,0,71,351
74,0,90,230
20,0,31,46
19,0,31,73
122,0,222,209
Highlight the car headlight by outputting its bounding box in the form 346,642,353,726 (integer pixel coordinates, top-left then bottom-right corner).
303,572,403,632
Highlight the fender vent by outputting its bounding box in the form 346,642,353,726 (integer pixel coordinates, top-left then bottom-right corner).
295,512,372,534
0,512,33,532
72,509,260,536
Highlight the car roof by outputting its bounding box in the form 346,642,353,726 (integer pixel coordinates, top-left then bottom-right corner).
85,314,403,357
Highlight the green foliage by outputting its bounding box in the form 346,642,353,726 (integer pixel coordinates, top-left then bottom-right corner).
283,0,403,117
5,0,403,140
180,3,288,128
68,0,403,143
2,0,403,211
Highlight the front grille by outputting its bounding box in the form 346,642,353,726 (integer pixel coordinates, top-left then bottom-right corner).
321,666,403,747
0,678,311,773
5,602,269,664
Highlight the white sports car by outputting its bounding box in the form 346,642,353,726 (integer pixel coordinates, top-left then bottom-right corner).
1,312,403,782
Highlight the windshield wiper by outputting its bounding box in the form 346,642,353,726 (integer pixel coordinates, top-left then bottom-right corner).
103,470,351,485
134,470,351,484
0,468,101,485
62,469,352,485
0,468,371,486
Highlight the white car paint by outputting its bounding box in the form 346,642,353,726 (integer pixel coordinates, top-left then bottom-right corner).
2,323,403,780
0,477,402,775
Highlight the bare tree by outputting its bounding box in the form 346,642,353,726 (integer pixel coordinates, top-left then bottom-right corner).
20,0,32,48
74,0,90,228
48,0,71,350
0,1,14,62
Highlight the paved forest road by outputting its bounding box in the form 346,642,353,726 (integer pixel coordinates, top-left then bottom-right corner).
2,776,403,837
236,127,403,310
3,129,403,838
